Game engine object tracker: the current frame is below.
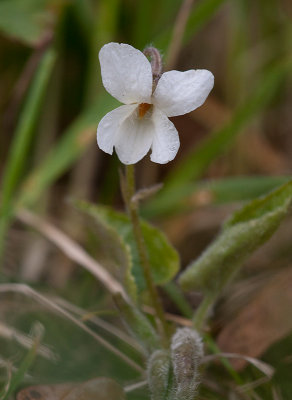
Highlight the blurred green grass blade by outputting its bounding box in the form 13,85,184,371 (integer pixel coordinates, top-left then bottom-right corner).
1,324,42,400
83,0,120,103
225,0,250,104
1,49,56,208
142,176,290,218
132,0,182,49
0,49,56,257
155,0,227,52
163,282,193,319
134,0,181,49
198,176,291,204
132,0,157,48
183,0,227,43
97,0,120,45
0,0,51,46
17,94,119,208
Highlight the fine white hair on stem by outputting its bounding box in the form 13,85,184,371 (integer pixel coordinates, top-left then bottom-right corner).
0,284,144,374
17,208,128,300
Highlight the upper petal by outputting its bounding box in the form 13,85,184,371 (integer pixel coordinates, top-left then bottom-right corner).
99,43,153,104
150,108,180,164
114,108,154,164
97,104,137,155
152,69,214,117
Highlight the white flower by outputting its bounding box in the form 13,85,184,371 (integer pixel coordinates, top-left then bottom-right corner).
97,43,214,165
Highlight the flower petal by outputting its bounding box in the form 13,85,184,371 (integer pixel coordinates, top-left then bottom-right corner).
97,104,137,154
150,108,180,164
99,43,153,104
153,69,214,117
114,108,154,164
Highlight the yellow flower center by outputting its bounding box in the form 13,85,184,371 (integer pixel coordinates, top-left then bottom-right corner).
138,103,152,119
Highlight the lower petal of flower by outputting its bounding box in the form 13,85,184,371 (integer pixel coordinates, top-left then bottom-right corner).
150,108,180,164
114,108,154,164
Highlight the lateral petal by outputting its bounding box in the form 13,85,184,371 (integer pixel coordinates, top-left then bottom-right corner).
114,108,154,164
153,69,214,117
97,104,137,155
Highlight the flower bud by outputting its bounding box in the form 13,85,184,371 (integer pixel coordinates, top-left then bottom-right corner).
147,350,171,400
171,328,203,400
143,46,163,84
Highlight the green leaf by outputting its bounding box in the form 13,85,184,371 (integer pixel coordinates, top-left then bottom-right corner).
179,181,292,293
74,201,180,291
74,200,137,301
0,0,52,46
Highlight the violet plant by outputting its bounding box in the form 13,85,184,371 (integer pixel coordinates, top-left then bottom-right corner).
76,42,292,400
0,1,291,399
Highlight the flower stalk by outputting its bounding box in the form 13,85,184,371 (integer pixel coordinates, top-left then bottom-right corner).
121,164,169,344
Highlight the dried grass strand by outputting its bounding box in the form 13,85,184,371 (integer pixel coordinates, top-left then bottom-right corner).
53,296,144,354
166,0,195,69
203,352,274,377
17,209,127,299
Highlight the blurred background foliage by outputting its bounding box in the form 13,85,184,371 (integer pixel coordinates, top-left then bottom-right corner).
0,0,291,399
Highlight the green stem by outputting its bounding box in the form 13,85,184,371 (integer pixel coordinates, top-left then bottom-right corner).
192,292,216,331
122,164,168,343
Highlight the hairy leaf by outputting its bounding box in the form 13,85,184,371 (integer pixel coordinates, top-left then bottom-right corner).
179,181,292,292
74,201,137,301
74,200,180,291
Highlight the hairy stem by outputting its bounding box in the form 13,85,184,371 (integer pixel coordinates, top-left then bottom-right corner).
122,164,168,343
